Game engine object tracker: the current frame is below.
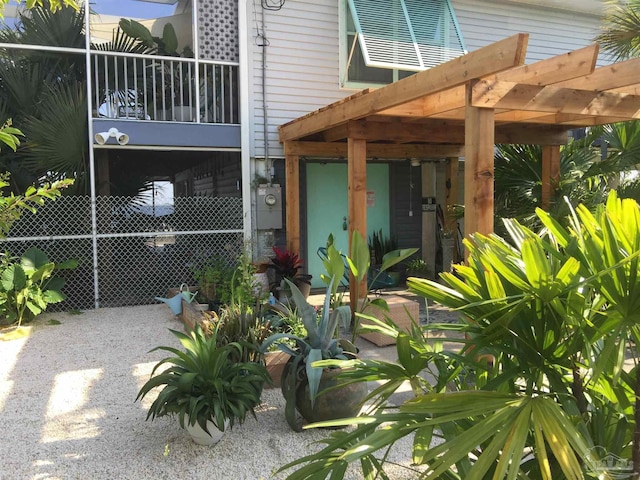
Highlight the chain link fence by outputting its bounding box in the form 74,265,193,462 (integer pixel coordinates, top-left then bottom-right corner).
1,195,244,310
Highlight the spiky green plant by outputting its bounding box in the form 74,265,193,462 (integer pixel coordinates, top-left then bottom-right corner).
136,325,268,434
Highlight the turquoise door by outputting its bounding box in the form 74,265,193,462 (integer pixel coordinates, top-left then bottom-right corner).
306,163,390,288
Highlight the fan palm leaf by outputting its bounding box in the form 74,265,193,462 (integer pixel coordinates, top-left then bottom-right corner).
22,81,88,192
595,0,640,61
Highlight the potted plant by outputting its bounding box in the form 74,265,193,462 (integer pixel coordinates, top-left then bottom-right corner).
368,229,401,286
404,257,430,279
136,324,268,446
260,302,308,388
191,255,233,310
266,246,312,299
261,277,367,431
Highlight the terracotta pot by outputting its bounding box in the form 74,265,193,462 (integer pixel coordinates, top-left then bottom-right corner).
264,351,290,388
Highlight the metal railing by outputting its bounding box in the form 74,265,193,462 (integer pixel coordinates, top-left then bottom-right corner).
91,51,239,124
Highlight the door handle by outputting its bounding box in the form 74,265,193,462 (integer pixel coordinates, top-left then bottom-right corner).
342,216,348,231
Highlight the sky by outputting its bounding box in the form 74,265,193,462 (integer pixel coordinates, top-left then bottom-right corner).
90,0,177,20
3,0,177,21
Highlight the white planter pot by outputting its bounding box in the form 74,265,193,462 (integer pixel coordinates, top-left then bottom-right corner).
183,416,228,446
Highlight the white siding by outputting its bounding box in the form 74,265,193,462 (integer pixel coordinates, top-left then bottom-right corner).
246,0,606,159
248,0,343,158
454,0,605,64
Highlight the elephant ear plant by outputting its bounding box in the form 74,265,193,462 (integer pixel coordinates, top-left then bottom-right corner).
0,246,77,326
136,324,269,439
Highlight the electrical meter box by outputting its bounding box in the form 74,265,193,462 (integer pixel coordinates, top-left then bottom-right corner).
256,184,283,229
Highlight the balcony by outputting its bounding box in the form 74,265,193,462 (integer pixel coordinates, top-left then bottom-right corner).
91,51,239,125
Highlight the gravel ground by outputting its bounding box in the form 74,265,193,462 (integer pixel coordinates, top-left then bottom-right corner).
0,303,453,480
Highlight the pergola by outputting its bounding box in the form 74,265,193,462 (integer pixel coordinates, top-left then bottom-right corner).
278,33,640,296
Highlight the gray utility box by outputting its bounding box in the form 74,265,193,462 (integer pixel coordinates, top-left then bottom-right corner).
256,184,283,229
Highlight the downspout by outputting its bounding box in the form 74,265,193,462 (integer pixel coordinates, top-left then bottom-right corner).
261,4,271,185
239,0,252,241
84,0,100,308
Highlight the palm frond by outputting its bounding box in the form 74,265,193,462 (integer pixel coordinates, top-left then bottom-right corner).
595,0,640,61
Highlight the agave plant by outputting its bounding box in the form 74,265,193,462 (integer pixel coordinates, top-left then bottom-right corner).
136,324,268,435
260,277,358,430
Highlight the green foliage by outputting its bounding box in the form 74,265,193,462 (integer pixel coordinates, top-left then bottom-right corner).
191,255,234,303
0,174,73,237
0,246,77,326
279,192,640,479
0,0,79,18
0,2,87,192
493,122,640,236
230,249,265,306
368,229,397,266
0,120,23,152
339,231,417,342
595,0,640,61
405,257,429,278
201,303,271,363
118,19,190,57
135,324,269,434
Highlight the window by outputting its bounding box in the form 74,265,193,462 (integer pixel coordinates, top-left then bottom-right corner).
340,0,466,88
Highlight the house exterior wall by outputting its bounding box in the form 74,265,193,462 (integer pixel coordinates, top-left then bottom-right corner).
245,0,606,160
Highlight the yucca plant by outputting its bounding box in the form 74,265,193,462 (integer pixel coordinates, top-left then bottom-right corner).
136,324,268,436
277,192,640,479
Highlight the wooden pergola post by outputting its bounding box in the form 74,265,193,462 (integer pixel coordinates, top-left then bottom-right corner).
541,145,561,210
348,137,368,309
284,142,300,255
464,81,495,254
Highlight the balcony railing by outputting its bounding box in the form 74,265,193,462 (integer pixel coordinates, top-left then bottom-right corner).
91,51,239,124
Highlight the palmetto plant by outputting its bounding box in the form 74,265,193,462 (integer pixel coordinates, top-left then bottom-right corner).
595,0,640,61
136,325,268,434
494,124,640,237
278,192,640,480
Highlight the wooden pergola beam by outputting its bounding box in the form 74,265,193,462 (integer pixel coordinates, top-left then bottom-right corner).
279,33,529,142
495,111,631,126
284,141,465,158
554,56,640,91
318,120,568,145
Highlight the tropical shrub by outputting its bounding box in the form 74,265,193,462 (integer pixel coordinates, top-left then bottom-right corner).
0,246,77,326
278,192,640,480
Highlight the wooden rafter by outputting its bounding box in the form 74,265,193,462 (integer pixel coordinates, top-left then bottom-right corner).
376,44,599,119
471,81,640,119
